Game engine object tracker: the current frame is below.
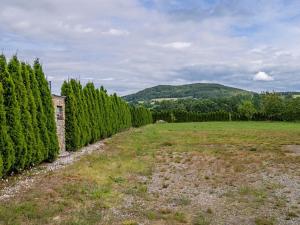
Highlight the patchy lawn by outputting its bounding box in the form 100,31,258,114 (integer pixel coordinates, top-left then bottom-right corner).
0,122,300,225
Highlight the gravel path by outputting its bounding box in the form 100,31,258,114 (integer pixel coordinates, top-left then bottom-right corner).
0,140,105,201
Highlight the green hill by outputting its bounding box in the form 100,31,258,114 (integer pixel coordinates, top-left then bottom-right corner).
123,83,254,102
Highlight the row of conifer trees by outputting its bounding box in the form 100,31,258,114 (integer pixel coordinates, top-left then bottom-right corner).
0,55,59,177
0,55,152,177
130,106,153,127
61,79,152,151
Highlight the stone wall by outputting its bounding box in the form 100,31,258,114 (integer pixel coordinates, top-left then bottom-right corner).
52,95,66,155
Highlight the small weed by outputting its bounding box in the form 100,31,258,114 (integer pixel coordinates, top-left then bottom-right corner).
144,210,159,220
109,176,125,183
136,147,145,156
193,212,210,225
122,220,138,225
162,183,169,189
254,217,275,225
161,141,174,147
159,208,172,215
206,208,213,214
286,211,298,218
233,164,245,173
174,156,182,163
124,184,148,197
160,168,167,172
238,186,267,203
170,195,191,206
173,212,187,223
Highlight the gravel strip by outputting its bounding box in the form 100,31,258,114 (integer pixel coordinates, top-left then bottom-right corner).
0,140,105,201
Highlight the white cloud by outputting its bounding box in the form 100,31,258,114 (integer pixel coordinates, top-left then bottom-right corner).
163,42,192,49
56,22,93,34
14,21,31,29
147,41,192,50
102,28,130,36
99,77,115,81
253,71,274,81
74,24,93,33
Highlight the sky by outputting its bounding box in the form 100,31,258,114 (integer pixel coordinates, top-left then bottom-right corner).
0,0,300,95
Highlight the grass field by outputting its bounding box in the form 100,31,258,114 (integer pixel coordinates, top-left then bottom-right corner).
0,122,300,225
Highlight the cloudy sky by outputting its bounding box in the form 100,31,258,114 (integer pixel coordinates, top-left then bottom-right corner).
1,0,300,95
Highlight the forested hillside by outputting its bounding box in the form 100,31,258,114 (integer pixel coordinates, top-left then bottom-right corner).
123,83,253,102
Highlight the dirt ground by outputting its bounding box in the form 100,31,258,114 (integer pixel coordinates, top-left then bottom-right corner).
108,146,300,225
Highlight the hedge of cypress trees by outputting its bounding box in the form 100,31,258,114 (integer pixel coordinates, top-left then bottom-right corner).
61,79,134,151
130,106,153,127
0,55,59,177
62,80,153,151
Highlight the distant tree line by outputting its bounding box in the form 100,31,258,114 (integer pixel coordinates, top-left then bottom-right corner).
0,55,59,177
61,79,152,151
152,111,230,123
150,93,300,122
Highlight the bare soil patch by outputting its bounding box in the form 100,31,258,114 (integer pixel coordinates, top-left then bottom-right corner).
111,149,300,225
284,145,300,156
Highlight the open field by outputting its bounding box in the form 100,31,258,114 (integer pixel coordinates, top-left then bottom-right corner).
0,122,300,225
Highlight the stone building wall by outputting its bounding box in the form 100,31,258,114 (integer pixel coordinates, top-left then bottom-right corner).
52,95,66,155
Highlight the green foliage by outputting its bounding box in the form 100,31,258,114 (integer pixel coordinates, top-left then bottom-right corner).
130,106,152,127
8,56,33,170
0,54,59,177
283,97,300,121
2,56,25,172
61,81,80,151
261,93,284,120
34,59,59,161
62,79,134,151
238,100,257,120
28,63,47,163
24,64,44,165
147,91,299,122
153,110,230,123
0,83,14,176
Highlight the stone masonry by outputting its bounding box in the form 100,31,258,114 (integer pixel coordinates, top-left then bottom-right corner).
52,95,66,155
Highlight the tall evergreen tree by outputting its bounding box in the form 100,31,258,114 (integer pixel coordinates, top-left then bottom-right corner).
0,82,14,176
30,61,48,163
33,59,59,161
22,63,40,165
0,55,25,171
8,56,34,168
62,81,80,151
